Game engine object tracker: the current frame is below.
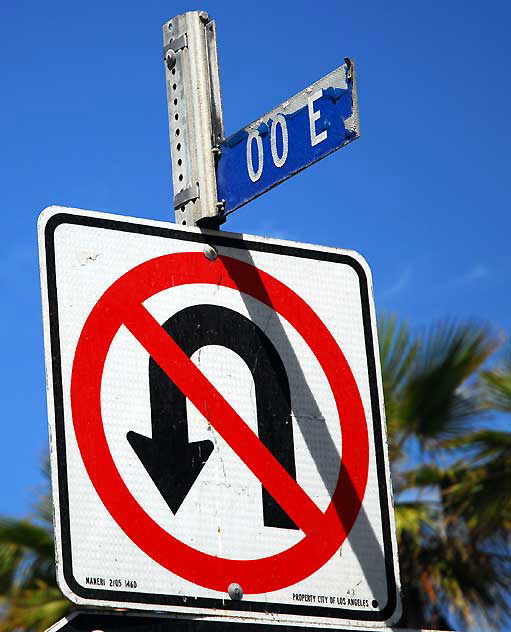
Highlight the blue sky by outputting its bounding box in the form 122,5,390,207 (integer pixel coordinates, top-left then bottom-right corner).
1,0,510,524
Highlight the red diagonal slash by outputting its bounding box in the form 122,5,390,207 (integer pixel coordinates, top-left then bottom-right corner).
121,301,323,535
71,251,369,593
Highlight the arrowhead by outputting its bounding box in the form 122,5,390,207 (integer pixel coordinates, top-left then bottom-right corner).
126,431,214,513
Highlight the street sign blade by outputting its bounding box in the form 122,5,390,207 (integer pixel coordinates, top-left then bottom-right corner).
216,60,359,214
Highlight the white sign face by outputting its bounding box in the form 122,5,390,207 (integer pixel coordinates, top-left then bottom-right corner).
39,206,400,628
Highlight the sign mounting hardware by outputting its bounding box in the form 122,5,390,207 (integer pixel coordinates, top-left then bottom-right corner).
163,11,359,226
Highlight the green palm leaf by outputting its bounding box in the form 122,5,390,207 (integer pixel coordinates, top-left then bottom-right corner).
442,430,511,537
400,321,498,442
377,313,419,465
0,581,70,632
0,519,55,590
480,348,511,412
0,478,72,630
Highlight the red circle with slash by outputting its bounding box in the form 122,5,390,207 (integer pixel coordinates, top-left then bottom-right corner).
71,252,369,594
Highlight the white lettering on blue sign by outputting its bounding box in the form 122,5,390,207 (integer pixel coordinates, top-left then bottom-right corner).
271,114,288,168
246,131,263,183
308,90,328,147
245,90,330,182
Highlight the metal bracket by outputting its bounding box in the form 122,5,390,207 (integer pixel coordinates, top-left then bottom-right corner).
205,21,224,148
164,33,187,54
173,183,200,209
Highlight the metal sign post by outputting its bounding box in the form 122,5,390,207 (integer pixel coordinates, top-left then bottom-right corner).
163,11,224,228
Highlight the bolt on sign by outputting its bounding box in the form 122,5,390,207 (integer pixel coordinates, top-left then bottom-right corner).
39,206,401,628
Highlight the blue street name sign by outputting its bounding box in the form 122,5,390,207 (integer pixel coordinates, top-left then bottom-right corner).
215,59,359,214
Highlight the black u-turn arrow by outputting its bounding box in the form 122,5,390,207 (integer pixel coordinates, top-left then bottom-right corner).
127,304,298,529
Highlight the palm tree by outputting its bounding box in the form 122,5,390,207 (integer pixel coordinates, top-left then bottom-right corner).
379,315,511,629
0,468,71,631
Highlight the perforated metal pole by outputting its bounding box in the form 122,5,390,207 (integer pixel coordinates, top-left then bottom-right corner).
163,11,224,228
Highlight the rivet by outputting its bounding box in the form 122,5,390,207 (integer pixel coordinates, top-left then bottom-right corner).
203,245,217,261
228,583,243,600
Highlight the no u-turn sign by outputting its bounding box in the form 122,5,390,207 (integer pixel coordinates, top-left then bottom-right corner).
39,207,401,628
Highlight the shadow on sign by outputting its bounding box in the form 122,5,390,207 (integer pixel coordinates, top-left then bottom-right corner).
209,232,398,622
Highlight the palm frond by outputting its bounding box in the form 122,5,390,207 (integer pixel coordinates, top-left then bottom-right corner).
0,518,55,597
402,463,450,488
0,543,23,595
400,321,498,442
0,580,70,632
378,313,419,395
441,430,511,537
377,313,419,462
0,519,54,562
480,348,511,412
394,500,435,541
380,316,510,628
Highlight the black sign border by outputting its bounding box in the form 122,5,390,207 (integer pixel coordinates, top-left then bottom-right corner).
43,211,399,624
